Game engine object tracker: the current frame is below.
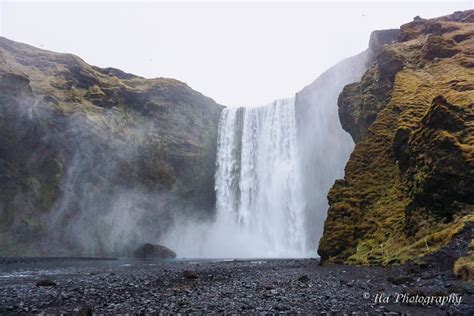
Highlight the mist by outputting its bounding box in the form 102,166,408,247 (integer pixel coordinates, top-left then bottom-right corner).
161,49,371,258
295,50,372,249
2,80,206,256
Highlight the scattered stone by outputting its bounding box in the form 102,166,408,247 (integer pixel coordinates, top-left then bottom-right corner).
2,257,473,314
387,276,414,285
297,275,310,283
263,284,275,290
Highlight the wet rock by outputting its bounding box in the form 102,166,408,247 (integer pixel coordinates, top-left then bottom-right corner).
262,283,275,290
387,276,414,285
75,306,93,316
182,270,198,279
35,279,57,287
133,243,176,259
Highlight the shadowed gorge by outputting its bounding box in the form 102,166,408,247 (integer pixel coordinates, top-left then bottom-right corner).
0,33,361,258
0,33,380,258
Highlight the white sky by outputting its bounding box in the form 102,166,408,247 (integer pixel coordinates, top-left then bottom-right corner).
1,1,472,107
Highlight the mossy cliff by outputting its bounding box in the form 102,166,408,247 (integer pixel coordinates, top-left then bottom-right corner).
0,37,222,255
318,10,474,266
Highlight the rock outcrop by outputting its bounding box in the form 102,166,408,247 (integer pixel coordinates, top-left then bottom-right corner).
318,10,474,266
133,243,176,259
0,37,223,256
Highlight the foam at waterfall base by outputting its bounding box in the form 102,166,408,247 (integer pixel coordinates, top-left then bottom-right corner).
162,98,309,258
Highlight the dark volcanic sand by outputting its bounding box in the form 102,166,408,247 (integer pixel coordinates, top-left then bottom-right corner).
0,257,472,315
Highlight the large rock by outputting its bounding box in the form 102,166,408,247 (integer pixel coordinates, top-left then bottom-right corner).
133,243,176,259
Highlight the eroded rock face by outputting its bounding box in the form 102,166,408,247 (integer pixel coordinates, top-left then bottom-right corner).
398,96,474,232
337,30,402,144
368,29,400,55
0,37,223,256
319,10,474,265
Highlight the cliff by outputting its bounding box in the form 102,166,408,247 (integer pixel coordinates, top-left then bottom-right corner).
0,37,223,256
318,10,474,273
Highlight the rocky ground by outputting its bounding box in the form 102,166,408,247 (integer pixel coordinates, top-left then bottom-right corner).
0,257,472,315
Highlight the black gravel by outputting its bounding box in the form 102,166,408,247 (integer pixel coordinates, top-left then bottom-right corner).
0,257,472,314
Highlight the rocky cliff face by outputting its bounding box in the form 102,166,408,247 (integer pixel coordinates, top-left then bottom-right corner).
318,10,474,267
0,37,223,256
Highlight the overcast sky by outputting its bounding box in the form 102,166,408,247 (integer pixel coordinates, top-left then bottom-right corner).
1,1,472,106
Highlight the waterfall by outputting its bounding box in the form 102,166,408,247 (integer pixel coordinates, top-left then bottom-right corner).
214,98,307,256
162,51,369,258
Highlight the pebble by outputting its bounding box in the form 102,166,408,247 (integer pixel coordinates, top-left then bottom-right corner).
0,258,471,314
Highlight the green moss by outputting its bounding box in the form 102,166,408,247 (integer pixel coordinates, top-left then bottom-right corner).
319,13,474,266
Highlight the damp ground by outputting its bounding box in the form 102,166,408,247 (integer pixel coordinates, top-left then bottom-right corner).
0,257,472,314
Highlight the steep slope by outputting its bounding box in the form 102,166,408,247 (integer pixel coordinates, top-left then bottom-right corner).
0,37,223,256
318,10,474,268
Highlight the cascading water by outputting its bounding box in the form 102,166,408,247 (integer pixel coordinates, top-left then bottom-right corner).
213,98,307,256
162,50,369,258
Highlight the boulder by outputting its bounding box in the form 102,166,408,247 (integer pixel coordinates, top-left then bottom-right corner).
182,270,198,279
387,276,414,285
133,243,176,259
36,279,57,287
75,306,93,316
